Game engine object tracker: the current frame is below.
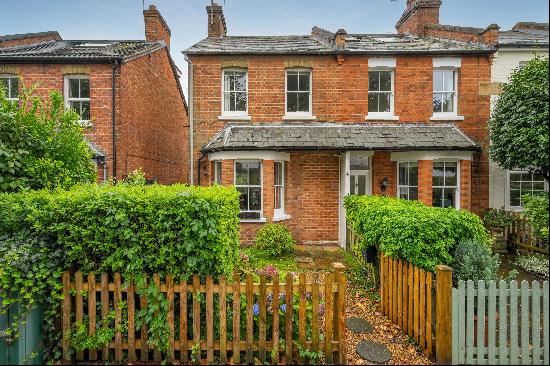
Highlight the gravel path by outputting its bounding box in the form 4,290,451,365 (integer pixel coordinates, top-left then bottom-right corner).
343,288,433,365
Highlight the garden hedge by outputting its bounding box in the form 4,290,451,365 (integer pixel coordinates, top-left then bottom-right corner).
0,183,241,277
344,195,491,271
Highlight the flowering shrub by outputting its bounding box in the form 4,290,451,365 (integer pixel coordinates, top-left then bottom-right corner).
256,265,279,279
515,253,549,279
255,224,295,257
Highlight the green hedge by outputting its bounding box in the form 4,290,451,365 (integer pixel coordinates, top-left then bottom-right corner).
0,183,241,277
344,195,491,272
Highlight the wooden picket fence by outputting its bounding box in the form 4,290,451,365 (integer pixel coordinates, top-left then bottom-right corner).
506,212,549,254
378,255,453,363
452,279,550,365
61,270,346,364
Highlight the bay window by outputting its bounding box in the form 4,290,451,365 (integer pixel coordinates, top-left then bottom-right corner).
274,161,285,217
222,69,248,115
432,161,459,208
397,162,418,200
214,161,222,185
235,161,262,220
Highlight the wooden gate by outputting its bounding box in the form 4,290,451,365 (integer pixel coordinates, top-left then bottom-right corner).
452,279,549,364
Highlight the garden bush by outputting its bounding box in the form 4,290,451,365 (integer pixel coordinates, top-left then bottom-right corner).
515,253,549,279
254,223,295,257
344,195,491,272
452,239,501,285
522,193,549,240
483,208,517,229
0,183,240,360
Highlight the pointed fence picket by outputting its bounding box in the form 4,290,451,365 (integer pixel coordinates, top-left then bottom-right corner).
61,270,346,364
452,279,549,365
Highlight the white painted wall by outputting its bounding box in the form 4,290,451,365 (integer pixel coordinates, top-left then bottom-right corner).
489,47,549,209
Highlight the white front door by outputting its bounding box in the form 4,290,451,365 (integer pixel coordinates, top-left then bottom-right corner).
339,152,373,247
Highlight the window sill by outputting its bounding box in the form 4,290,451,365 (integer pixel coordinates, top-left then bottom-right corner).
430,114,465,121
79,120,92,127
273,214,292,222
365,114,399,121
282,115,316,121
218,115,252,121
240,217,267,223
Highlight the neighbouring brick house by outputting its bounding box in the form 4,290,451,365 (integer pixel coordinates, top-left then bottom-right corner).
0,5,188,184
185,0,498,246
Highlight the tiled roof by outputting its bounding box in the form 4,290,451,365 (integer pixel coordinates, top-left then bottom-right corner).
202,123,478,152
185,26,493,55
0,39,166,62
499,23,549,47
0,31,60,42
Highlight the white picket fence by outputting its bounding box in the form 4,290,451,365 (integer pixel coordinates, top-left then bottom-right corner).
452,280,549,365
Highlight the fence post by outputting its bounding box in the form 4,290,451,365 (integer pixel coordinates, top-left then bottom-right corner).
435,265,453,365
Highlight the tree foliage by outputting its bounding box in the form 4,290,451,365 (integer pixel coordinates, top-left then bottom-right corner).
0,84,96,192
489,56,549,179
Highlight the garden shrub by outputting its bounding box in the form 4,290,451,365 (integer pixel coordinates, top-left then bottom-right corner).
0,183,240,360
254,223,295,257
515,253,549,279
483,208,517,229
522,193,549,240
452,239,501,285
344,195,491,272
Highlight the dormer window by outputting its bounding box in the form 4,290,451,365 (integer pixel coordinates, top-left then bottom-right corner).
222,69,248,116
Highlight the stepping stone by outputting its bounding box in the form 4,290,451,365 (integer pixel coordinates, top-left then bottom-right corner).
345,317,373,334
297,256,313,263
356,340,392,364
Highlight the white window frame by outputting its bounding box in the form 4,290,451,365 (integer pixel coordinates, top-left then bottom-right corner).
366,68,396,119
274,161,285,218
214,161,222,185
64,74,90,125
221,68,248,117
397,161,419,201
234,160,264,222
432,68,459,117
506,170,548,211
432,160,460,209
284,68,312,117
0,74,19,101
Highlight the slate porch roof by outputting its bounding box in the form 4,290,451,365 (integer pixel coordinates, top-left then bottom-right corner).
0,39,166,63
202,123,478,153
185,27,493,56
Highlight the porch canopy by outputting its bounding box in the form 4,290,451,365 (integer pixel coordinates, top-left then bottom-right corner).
202,123,479,153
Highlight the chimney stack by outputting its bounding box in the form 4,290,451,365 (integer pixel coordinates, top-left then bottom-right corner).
206,3,227,38
334,29,347,50
395,0,442,35
143,5,171,51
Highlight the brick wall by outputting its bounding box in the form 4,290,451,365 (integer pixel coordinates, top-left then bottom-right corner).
0,32,62,48
2,49,188,184
119,48,189,184
191,54,491,214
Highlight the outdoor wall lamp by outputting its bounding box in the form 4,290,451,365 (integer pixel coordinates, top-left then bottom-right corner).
380,176,389,192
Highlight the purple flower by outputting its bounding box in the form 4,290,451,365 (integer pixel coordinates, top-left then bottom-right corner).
253,303,260,316
280,304,287,313
306,292,312,300
319,304,326,316
256,265,278,279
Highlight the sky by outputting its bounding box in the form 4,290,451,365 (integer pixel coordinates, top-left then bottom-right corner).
1,0,549,94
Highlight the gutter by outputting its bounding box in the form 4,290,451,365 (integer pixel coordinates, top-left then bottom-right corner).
185,55,194,185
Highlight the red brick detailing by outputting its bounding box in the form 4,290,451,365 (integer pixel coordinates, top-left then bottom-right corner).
460,160,472,211
0,32,62,48
221,159,234,185
262,160,275,222
418,160,433,206
372,152,397,197
143,5,171,51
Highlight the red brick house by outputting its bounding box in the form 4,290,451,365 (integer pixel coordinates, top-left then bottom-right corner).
0,5,188,184
186,0,496,246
